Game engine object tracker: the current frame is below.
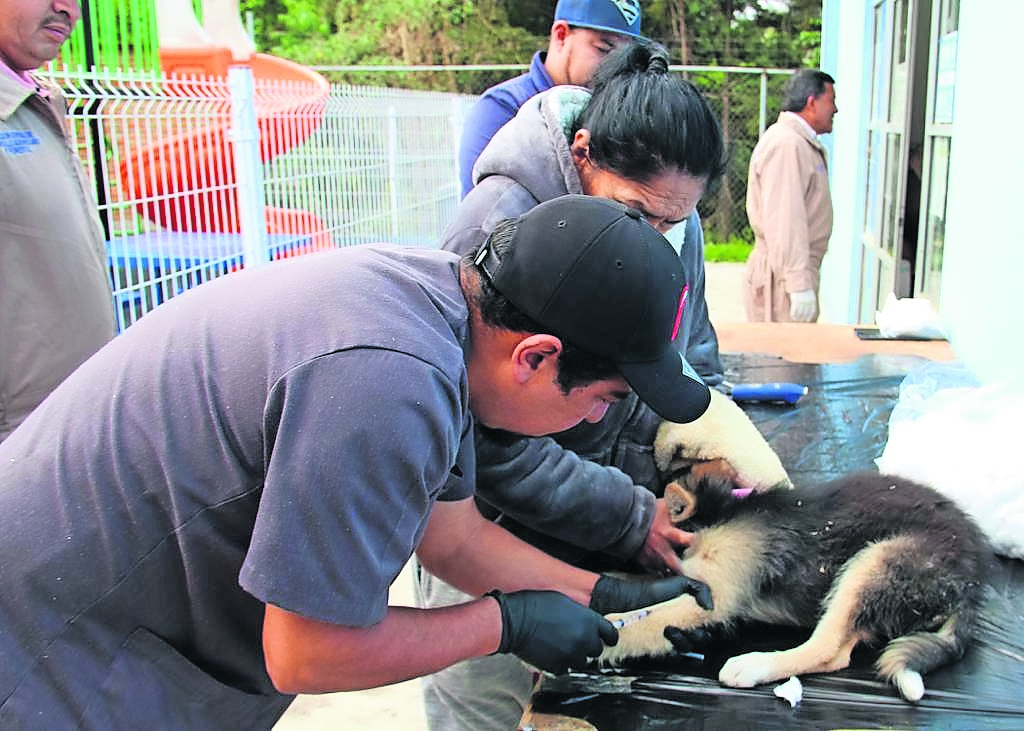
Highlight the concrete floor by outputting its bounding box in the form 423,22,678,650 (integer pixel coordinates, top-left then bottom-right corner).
703,261,748,324
273,264,748,730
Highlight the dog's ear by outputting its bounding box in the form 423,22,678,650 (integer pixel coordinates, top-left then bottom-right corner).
686,458,739,485
664,481,698,526
670,470,744,528
656,444,695,479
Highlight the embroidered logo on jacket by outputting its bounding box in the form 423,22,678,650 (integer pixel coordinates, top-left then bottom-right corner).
671,284,689,341
0,129,41,155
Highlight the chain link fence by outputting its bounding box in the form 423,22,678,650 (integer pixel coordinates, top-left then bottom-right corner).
311,63,795,245
679,66,793,245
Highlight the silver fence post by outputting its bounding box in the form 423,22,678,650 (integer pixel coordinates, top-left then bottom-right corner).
387,105,400,242
451,96,464,189
759,69,768,137
228,65,270,267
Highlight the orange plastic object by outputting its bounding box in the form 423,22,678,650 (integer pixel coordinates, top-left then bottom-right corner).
119,49,333,253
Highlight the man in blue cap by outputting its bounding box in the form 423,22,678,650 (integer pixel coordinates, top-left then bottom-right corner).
457,0,642,197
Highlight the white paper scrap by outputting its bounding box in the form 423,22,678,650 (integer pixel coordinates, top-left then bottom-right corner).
773,675,803,707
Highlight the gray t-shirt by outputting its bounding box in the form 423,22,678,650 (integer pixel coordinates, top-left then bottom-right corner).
0,245,474,728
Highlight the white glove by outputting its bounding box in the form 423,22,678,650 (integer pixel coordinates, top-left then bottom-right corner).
788,289,818,322
653,389,792,492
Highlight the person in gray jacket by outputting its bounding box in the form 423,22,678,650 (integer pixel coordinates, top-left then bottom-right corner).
417,39,792,731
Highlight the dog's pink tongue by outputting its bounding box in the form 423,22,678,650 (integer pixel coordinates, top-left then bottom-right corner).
731,488,755,499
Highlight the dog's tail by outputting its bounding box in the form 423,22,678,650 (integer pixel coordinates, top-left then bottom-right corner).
876,613,970,702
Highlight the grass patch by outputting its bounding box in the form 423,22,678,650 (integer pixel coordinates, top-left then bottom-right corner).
704,236,753,263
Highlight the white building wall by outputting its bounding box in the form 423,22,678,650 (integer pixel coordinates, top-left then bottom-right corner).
820,0,1024,384
938,1,1024,383
819,0,871,325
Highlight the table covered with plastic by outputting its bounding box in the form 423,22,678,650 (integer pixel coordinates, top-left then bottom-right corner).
519,353,1024,731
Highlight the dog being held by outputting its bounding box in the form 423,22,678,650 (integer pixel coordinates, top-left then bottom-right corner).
600,468,993,702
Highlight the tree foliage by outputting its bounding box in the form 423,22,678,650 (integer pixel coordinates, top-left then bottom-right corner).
241,0,543,91
238,1,820,93
635,1,823,241
640,0,821,67
239,0,822,238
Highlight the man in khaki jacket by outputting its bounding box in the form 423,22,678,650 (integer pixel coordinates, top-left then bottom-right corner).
0,0,116,441
744,69,837,322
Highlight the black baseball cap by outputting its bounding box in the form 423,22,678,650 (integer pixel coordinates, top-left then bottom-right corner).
474,195,711,424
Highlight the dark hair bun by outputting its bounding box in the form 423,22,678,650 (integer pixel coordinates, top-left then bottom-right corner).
618,38,670,76
647,54,669,74
574,37,726,184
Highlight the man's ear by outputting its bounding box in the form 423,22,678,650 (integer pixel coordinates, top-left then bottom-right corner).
551,20,571,45
510,334,562,384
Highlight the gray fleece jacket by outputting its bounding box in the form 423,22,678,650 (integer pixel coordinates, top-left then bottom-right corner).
443,86,725,567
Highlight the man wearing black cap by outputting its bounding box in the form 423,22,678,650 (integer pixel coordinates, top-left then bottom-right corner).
0,196,711,729
458,0,642,197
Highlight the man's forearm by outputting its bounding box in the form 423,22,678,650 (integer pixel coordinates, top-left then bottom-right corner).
263,498,607,695
262,601,503,694
416,497,600,605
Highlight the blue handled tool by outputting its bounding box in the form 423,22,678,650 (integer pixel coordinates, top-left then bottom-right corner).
723,381,808,405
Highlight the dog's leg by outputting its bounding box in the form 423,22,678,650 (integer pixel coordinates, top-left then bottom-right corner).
872,533,981,702
601,524,763,664
718,539,906,689
599,593,710,663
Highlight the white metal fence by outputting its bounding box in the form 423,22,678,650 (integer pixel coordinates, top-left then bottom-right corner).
47,64,785,332
49,66,472,331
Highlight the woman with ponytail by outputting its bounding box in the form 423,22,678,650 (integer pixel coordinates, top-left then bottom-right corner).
418,38,784,731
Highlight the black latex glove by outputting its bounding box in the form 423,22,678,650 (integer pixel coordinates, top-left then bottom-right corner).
664,625,714,654
589,574,713,615
487,589,618,675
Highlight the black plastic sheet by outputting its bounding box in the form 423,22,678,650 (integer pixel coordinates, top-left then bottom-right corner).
526,354,1024,730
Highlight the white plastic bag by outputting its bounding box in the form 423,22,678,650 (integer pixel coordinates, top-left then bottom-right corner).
877,362,1024,558
875,292,947,339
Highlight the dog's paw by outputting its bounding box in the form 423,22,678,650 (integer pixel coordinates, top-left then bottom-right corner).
654,391,792,491
599,613,674,665
718,651,779,688
893,669,924,702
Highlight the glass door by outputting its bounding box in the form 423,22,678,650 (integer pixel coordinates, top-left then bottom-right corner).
916,0,958,304
858,0,920,322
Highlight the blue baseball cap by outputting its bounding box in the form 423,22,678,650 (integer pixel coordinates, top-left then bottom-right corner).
555,0,643,38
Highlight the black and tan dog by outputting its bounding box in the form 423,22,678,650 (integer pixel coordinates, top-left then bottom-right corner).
600,469,993,702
